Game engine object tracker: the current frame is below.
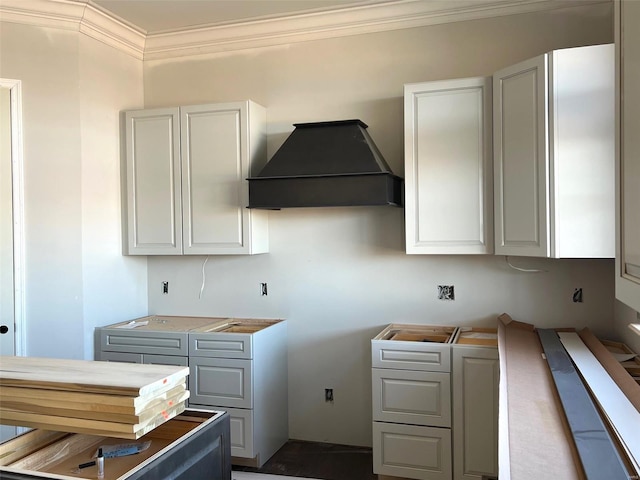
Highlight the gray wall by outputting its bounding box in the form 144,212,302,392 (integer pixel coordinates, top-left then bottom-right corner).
0,22,148,359
143,2,617,446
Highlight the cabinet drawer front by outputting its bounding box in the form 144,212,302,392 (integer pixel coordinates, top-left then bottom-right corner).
100,330,188,356
372,341,450,372
189,358,252,408
99,351,143,363
373,422,452,480
142,354,189,367
372,369,451,427
190,333,253,359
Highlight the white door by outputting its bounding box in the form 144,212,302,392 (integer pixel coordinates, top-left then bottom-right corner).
493,55,550,257
0,86,15,358
1,80,24,442
125,107,182,255
180,103,249,254
404,78,493,255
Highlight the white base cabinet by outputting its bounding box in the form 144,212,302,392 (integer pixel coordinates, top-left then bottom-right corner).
124,101,268,255
404,78,493,255
372,325,498,480
493,44,615,258
372,325,455,480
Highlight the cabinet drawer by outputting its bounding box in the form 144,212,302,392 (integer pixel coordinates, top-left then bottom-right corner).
190,358,252,408
99,351,143,363
373,422,452,480
99,329,189,356
191,405,255,459
143,354,189,367
372,369,451,427
190,332,253,359
372,340,450,372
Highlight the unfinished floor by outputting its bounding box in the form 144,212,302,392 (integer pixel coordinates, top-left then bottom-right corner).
232,440,377,480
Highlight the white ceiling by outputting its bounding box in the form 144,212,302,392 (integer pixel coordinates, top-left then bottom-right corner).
91,0,395,33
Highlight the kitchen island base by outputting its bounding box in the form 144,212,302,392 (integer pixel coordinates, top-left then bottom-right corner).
0,409,231,480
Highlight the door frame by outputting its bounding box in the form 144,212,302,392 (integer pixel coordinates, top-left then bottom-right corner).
1,78,25,356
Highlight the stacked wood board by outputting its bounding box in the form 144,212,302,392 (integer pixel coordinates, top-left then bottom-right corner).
0,356,190,439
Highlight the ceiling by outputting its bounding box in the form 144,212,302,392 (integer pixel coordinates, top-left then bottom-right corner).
91,0,395,33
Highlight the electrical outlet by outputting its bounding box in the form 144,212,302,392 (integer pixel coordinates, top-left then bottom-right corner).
261,283,268,296
325,388,333,402
162,281,169,295
438,285,455,300
572,288,583,303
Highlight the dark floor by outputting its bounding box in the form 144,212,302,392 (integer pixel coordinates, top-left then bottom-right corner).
233,440,378,480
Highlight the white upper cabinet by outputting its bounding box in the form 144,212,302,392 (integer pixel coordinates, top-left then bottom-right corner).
125,101,268,255
493,44,615,258
404,77,493,254
616,0,640,312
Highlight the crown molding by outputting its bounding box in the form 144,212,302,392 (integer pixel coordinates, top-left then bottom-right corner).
0,0,610,61
0,0,145,59
143,0,609,60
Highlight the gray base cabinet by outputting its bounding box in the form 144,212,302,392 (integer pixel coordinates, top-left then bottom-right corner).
95,316,288,468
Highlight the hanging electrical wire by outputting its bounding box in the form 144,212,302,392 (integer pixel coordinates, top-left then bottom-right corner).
199,256,209,299
505,256,547,273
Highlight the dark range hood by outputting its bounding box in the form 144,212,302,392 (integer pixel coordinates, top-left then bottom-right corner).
248,120,403,209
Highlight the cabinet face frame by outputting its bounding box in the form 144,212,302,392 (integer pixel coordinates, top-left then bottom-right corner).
404,77,493,255
616,0,640,312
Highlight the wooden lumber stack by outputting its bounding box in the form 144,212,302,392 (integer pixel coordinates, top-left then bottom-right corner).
0,356,190,439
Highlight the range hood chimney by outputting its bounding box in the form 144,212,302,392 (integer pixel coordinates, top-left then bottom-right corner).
248,120,403,209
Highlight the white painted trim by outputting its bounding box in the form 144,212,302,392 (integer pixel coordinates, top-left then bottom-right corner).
0,0,609,60
558,332,640,474
0,0,145,60
143,0,610,60
614,0,640,312
0,79,25,357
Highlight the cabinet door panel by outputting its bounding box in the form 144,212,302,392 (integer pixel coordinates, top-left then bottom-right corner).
125,108,182,255
373,422,452,480
190,357,252,408
617,0,640,311
372,369,450,427
494,56,549,257
405,78,493,254
452,347,498,480
181,104,247,254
